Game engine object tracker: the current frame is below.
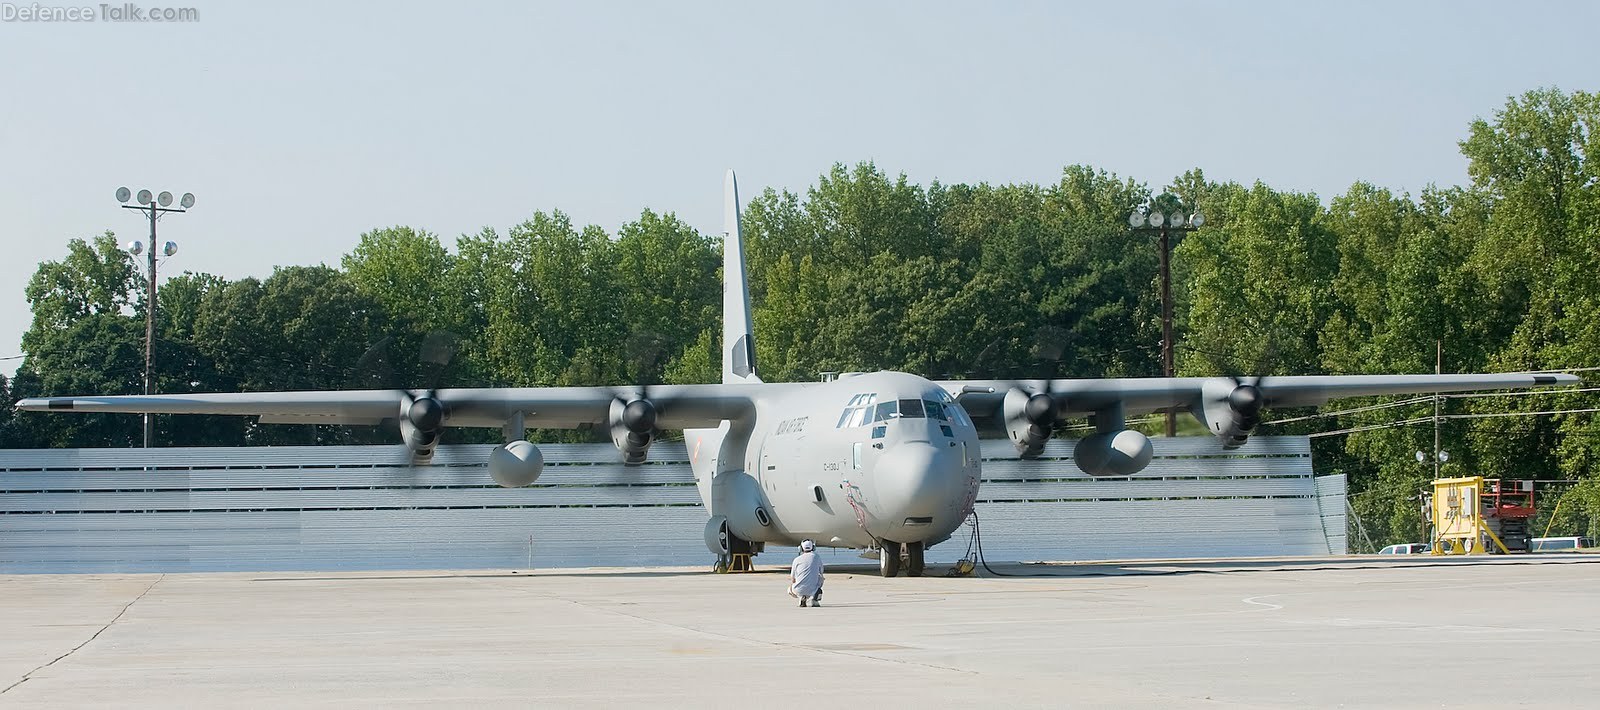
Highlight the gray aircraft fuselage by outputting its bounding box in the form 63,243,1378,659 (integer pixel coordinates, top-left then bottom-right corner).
687,370,980,552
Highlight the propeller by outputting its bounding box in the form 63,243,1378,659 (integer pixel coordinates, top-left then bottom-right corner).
347,330,459,467
621,398,657,432
609,330,669,465
1200,338,1280,447
990,325,1075,458
398,331,458,459
1227,380,1264,424
402,392,446,445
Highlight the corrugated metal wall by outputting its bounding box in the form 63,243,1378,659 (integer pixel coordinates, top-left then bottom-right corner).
0,436,1341,573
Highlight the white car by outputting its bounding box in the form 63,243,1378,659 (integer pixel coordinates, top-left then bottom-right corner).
1531,537,1593,552
1378,543,1431,555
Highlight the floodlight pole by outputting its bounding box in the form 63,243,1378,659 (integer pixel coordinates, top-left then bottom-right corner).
1130,206,1202,438
1158,224,1174,434
121,197,188,448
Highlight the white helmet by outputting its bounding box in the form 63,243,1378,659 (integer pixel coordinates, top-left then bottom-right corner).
800,539,816,552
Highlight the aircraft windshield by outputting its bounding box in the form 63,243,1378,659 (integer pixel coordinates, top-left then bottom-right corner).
873,401,897,422
837,393,878,428
838,394,957,427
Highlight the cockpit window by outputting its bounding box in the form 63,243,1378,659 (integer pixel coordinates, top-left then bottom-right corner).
945,401,971,426
838,393,967,428
837,393,878,428
848,406,869,427
873,401,898,422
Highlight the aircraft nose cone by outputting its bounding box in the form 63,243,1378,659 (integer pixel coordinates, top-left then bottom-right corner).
873,442,965,521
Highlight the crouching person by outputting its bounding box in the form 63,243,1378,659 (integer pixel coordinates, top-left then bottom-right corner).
789,539,824,607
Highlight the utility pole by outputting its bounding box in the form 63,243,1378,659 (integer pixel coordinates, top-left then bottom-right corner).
1129,204,1204,437
1440,339,1452,482
117,187,195,448
1416,340,1449,483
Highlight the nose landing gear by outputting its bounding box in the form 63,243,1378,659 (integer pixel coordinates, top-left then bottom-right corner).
879,540,901,577
877,540,925,578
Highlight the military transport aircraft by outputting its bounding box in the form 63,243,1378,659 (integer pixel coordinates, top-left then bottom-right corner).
18,171,1581,577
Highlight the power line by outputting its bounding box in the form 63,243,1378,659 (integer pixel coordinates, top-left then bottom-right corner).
1307,407,1600,439
1266,395,1437,425
1442,407,1600,421
1264,387,1599,427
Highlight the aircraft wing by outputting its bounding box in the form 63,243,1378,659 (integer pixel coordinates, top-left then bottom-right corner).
940,372,1581,419
14,384,782,430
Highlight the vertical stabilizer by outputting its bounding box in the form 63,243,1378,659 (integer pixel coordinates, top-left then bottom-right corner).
722,170,762,384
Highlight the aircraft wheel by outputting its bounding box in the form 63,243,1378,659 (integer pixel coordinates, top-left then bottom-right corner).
906,541,925,578
880,540,901,577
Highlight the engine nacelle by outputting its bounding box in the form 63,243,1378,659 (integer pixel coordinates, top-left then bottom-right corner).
1002,387,1057,458
400,395,447,463
610,398,656,465
1197,378,1265,449
489,440,544,488
1073,430,1154,476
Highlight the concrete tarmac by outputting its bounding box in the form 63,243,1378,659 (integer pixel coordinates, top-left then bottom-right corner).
3,555,1598,708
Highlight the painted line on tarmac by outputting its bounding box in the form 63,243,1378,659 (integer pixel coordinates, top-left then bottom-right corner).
1241,594,1284,611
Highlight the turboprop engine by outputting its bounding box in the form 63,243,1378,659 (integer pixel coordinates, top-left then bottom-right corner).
1073,430,1154,476
1002,388,1058,458
609,398,657,465
1197,377,1266,449
399,394,446,463
489,440,544,488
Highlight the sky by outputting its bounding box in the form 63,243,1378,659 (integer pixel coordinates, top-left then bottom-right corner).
2,0,1597,378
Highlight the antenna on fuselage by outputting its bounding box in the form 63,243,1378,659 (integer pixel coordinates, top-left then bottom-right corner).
722,169,762,385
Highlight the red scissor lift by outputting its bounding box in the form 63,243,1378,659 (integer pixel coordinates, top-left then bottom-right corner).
1481,479,1537,553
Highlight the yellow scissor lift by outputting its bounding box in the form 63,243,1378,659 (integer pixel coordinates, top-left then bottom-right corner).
1428,476,1514,555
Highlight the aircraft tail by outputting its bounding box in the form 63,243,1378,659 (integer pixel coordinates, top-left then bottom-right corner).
722,170,762,385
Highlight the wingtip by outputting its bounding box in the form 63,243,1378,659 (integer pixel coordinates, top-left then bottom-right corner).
1532,372,1583,385
15,398,50,411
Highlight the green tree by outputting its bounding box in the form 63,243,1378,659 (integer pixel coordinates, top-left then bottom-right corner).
192,266,392,445
0,373,14,447
1178,182,1336,377
614,209,720,383
478,211,626,388
9,233,144,447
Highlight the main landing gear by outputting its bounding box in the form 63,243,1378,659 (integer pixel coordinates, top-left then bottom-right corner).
877,540,925,578
707,517,757,573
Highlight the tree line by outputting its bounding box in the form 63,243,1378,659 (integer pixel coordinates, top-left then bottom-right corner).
4,87,1598,544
